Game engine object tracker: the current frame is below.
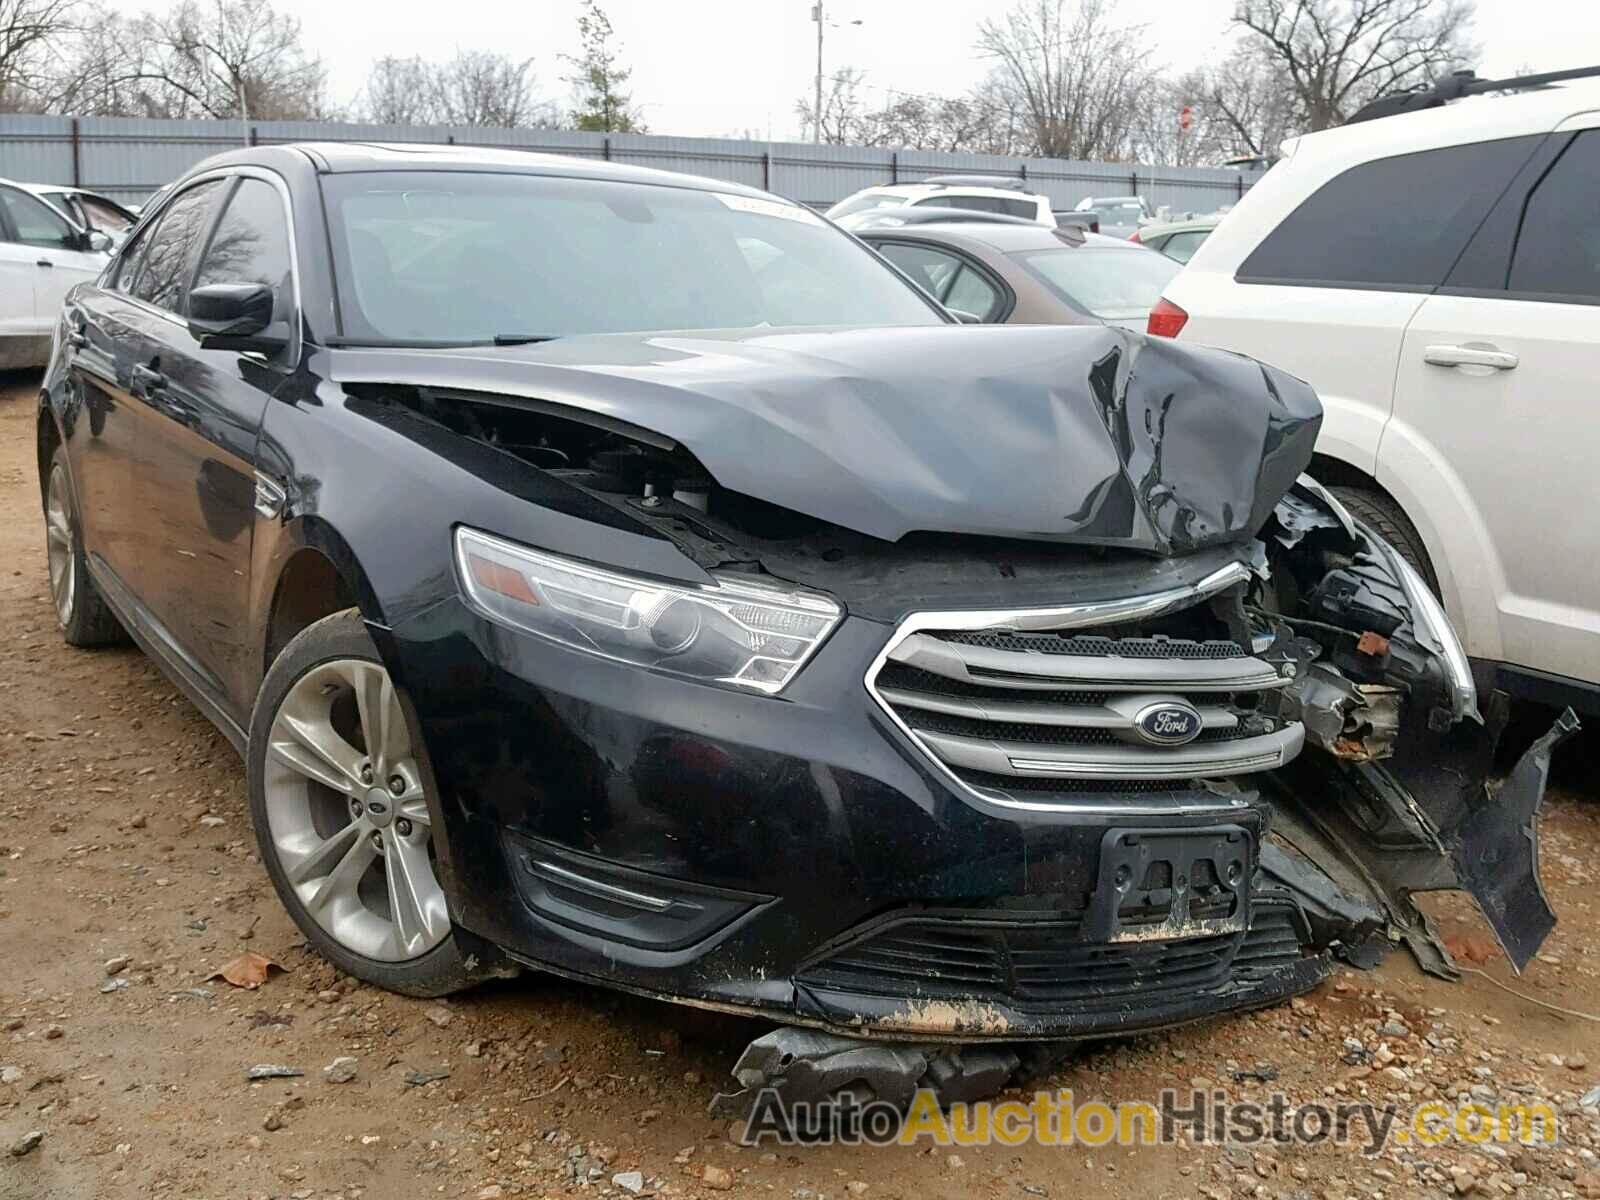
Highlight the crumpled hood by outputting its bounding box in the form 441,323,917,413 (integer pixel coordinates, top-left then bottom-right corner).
328,323,1321,554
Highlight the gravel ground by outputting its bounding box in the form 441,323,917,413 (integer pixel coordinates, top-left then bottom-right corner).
2,370,1599,1200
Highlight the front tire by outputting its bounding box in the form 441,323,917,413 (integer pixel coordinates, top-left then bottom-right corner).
247,609,480,997
1331,485,1441,597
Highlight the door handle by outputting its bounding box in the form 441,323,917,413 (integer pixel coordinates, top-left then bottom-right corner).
35,258,53,268
1423,343,1519,371
131,363,167,392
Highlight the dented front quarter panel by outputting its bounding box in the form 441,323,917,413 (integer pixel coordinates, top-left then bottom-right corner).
1261,490,1579,976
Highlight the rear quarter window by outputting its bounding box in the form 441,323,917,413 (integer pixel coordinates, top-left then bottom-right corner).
1236,135,1543,292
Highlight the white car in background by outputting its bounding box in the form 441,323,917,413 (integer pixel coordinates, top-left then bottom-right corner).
1073,195,1154,239
0,176,112,369
1153,69,1600,712
21,182,139,247
827,176,1055,229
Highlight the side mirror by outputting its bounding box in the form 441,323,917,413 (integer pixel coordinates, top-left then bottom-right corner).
86,230,114,253
948,308,985,325
187,283,289,353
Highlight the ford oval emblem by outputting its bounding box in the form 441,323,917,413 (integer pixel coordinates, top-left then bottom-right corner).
1133,701,1203,747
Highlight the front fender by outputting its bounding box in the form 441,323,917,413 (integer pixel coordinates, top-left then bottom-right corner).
1375,414,1506,663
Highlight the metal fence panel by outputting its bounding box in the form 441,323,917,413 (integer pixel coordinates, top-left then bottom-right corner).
0,114,76,191
1,114,1259,215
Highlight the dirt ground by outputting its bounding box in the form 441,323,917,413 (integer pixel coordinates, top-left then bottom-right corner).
2,371,1599,1200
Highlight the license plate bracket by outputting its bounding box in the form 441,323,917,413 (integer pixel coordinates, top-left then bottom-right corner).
1083,825,1252,943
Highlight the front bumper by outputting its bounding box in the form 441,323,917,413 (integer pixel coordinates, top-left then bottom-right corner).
380,596,1335,1041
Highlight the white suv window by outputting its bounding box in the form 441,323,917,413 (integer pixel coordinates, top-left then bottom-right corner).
912,194,1039,220
1236,136,1542,291
1507,131,1600,303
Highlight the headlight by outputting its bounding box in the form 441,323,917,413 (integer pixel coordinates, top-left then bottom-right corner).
1383,544,1480,724
455,527,841,694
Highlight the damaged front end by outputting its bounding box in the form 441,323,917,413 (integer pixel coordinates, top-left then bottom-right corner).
1248,482,1576,980
704,486,1578,1118
335,324,1576,1114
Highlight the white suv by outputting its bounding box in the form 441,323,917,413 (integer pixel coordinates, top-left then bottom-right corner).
827,177,1054,229
1155,75,1600,712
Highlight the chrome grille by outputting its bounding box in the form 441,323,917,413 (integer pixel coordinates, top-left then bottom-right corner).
869,599,1304,791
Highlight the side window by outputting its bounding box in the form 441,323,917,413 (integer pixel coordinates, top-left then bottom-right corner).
996,197,1036,220
1507,131,1600,302
0,186,76,249
1237,135,1542,291
129,180,224,313
194,179,294,319
944,265,1002,320
875,241,964,298
1161,230,1209,263
111,225,152,292
920,195,1001,214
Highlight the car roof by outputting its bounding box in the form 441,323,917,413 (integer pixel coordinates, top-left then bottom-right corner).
859,222,1141,253
1284,75,1600,165
10,180,79,197
184,142,781,202
850,182,1046,202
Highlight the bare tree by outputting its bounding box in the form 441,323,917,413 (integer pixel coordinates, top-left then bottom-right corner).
362,55,435,125
358,51,557,128
793,66,869,144
124,0,330,121
1125,71,1233,168
795,67,1030,154
432,50,555,127
977,0,1156,161
1232,0,1476,131
0,0,81,111
1204,44,1301,157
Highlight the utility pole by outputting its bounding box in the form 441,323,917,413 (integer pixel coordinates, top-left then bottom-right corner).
812,2,823,143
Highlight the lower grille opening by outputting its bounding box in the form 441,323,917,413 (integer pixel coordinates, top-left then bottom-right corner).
953,769,1207,797
796,899,1309,1007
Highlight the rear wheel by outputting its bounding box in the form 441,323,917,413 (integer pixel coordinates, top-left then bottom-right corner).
1331,485,1441,597
43,449,124,647
248,610,485,997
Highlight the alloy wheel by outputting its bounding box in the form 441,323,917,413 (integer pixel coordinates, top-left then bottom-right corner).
262,659,450,962
45,464,76,627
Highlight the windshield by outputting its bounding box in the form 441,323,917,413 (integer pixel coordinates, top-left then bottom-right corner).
323,172,942,343
825,192,908,219
1012,247,1181,320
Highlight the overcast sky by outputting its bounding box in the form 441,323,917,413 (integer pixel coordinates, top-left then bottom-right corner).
250,0,1600,140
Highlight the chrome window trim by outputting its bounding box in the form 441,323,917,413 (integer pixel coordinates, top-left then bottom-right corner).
862,560,1263,816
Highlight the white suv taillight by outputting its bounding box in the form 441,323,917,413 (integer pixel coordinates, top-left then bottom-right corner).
1147,297,1189,338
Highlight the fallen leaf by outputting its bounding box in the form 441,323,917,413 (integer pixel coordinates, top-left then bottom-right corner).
208,951,288,989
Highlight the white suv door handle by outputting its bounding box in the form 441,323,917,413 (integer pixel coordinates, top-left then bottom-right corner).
1423,343,1519,370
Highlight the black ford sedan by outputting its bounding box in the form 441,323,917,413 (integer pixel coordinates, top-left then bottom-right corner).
35,144,1571,1094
